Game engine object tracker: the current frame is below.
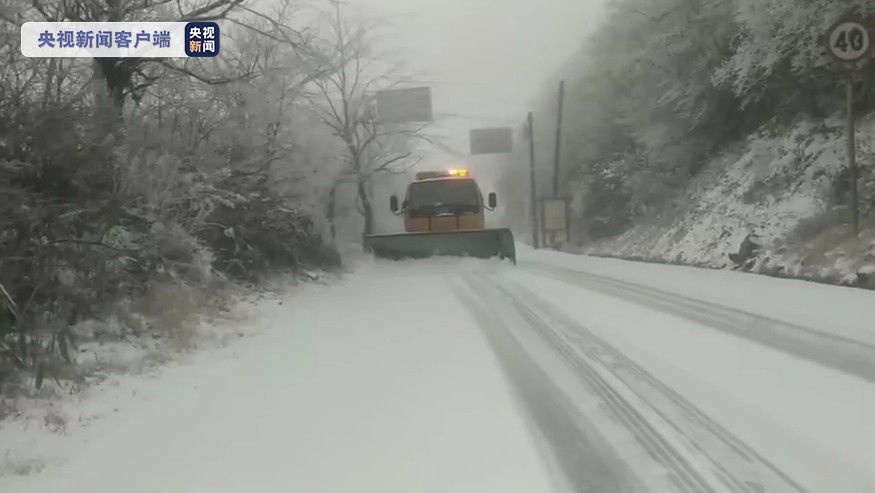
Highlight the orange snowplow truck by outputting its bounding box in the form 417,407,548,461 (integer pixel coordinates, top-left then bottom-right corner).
363,169,516,263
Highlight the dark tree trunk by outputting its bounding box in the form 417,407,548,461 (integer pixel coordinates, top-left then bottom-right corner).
357,179,374,235
93,58,132,118
326,182,338,240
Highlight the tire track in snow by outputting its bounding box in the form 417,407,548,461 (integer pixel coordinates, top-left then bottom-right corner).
454,275,647,493
461,274,715,493
520,260,875,384
472,275,720,493
500,279,808,493
461,272,807,493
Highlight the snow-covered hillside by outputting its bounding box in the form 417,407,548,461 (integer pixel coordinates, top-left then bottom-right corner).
585,116,875,286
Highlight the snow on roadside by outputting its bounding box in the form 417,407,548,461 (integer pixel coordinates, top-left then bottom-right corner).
0,287,290,479
523,246,875,346
583,116,875,284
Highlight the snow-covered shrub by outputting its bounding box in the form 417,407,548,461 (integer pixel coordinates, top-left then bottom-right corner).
197,196,340,281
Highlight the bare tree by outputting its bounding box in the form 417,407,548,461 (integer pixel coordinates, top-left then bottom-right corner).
311,1,421,236
0,0,320,117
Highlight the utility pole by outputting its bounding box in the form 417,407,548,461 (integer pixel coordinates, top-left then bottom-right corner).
549,80,566,247
847,72,859,238
527,111,539,248
553,80,565,197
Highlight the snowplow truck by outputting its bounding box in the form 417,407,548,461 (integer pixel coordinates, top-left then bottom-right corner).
363,169,516,263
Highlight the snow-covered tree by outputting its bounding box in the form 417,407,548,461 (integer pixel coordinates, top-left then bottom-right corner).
311,2,422,236
714,0,875,114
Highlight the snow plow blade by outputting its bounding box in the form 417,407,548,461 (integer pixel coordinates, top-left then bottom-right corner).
363,228,516,264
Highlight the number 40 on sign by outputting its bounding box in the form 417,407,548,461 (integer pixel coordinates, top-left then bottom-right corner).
828,19,871,64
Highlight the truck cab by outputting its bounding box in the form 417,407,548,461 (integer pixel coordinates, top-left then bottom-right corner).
390,169,497,233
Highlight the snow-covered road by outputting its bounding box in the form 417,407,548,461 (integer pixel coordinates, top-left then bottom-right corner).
3,248,875,492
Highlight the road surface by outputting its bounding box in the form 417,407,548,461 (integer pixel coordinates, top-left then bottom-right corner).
2,247,875,492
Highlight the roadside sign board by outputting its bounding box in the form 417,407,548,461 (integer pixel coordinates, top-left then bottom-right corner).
375,87,433,124
826,15,875,238
542,198,567,232
470,127,513,155
828,19,871,64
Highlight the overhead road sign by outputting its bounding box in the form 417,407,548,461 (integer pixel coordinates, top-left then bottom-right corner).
376,87,433,124
469,127,513,155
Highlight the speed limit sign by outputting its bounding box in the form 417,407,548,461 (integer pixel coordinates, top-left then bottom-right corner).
827,17,873,240
828,20,871,62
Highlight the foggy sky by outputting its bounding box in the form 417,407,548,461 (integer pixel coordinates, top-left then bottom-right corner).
351,0,605,170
